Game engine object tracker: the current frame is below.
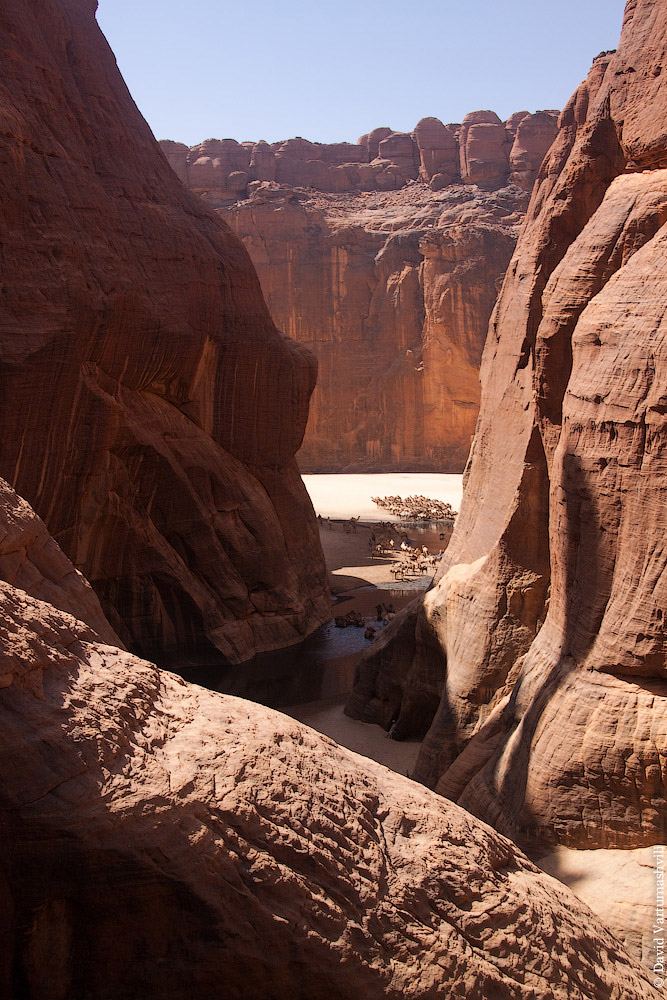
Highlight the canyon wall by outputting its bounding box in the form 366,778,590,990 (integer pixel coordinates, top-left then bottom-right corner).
0,0,330,668
162,111,558,471
347,3,667,851
0,476,658,999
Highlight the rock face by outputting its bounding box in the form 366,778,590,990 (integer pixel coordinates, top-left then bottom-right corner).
347,3,667,850
162,112,558,472
0,490,658,999
224,184,523,471
0,0,330,666
0,477,118,647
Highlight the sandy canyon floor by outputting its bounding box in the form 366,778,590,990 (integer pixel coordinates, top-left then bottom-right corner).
287,474,461,775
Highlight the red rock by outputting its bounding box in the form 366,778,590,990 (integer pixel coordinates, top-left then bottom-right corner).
318,141,367,165
505,110,531,134
459,111,513,189
159,139,189,184
358,126,393,160
0,0,330,666
509,111,560,190
414,116,460,186
249,139,276,181
224,183,525,471
348,10,667,850
376,131,419,181
0,488,657,998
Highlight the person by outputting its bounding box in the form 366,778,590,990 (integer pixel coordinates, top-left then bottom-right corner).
376,603,383,621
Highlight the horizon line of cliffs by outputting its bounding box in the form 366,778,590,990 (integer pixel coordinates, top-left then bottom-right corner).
162,108,561,202
161,110,561,473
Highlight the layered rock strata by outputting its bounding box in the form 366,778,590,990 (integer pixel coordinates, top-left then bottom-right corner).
163,109,558,203
225,183,524,471
0,0,330,666
0,486,658,999
162,112,558,471
347,3,667,850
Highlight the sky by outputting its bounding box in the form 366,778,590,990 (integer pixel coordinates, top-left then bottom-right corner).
96,0,627,147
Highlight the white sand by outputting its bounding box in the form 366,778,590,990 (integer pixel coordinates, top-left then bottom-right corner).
302,473,464,521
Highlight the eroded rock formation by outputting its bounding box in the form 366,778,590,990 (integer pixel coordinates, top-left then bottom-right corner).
0,484,658,998
162,112,558,471
347,3,667,850
0,0,330,667
225,184,523,471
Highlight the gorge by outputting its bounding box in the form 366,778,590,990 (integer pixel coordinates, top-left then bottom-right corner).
0,0,664,996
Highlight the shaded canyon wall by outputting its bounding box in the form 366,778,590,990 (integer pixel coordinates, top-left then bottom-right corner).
347,4,667,851
0,0,330,668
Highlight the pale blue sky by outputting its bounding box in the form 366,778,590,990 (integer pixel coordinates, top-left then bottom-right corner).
96,0,627,146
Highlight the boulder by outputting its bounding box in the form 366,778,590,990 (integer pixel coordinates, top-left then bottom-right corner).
414,116,460,185
509,111,560,190
459,110,512,188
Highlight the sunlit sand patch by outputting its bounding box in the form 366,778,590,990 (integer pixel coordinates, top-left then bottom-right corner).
301,472,464,521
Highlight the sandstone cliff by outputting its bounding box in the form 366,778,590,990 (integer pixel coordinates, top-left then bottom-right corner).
162,112,558,471
0,0,330,667
0,485,658,998
347,3,667,850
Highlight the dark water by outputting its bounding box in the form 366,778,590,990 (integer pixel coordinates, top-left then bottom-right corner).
178,586,419,710
178,521,448,709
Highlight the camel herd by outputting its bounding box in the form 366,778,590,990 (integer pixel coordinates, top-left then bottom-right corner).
371,494,457,522
371,536,444,581
317,504,448,643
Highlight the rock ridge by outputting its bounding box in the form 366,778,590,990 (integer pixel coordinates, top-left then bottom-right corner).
346,3,667,850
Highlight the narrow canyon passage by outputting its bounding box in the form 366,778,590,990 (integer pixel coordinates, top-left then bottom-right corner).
178,473,462,774
1,0,664,996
